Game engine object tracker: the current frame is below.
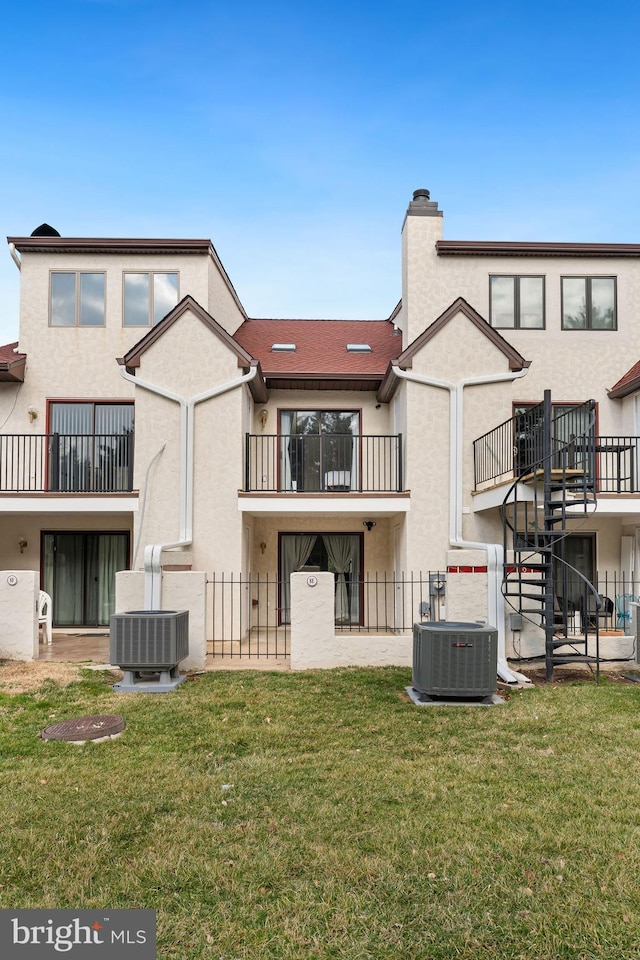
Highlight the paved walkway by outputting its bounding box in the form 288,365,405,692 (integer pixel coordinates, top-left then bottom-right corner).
39,633,290,671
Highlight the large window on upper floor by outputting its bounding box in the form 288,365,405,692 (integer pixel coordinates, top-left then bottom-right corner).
489,275,545,329
123,272,179,326
50,272,105,326
561,277,616,330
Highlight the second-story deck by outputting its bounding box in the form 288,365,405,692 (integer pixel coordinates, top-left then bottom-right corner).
0,433,134,493
473,406,637,495
245,433,404,493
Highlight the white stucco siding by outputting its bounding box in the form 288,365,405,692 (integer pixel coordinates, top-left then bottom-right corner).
404,378,450,571
192,388,245,573
251,389,393,435
402,226,638,431
0,512,133,573
206,256,247,335
128,309,248,574
401,309,522,570
249,513,395,579
13,252,211,414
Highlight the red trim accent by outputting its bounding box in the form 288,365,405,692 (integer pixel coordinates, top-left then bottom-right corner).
447,565,488,573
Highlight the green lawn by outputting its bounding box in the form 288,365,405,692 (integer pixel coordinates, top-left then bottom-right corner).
1,666,640,959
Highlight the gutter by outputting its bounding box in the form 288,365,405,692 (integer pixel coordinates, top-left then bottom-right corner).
392,364,532,684
119,363,259,608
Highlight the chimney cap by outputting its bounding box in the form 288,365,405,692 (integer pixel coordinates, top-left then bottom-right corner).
406,189,442,220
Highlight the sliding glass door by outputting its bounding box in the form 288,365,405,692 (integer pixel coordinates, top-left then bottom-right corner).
48,402,133,492
42,531,129,626
280,410,359,492
279,533,362,624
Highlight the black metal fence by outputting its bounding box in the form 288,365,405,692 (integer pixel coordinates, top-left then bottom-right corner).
0,433,134,492
208,571,439,658
245,434,403,493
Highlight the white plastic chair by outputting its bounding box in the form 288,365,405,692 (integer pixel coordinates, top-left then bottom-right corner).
38,590,53,645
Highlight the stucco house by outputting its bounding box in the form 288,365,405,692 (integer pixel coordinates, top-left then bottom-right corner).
2,191,640,676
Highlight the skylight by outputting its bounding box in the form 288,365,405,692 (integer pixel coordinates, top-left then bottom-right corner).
271,343,296,352
346,343,372,352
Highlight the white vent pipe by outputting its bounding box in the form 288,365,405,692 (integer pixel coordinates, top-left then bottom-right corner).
119,363,259,608
391,363,531,684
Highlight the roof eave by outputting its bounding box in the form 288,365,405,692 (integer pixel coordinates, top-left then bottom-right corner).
0,357,25,382
437,240,640,258
608,378,640,400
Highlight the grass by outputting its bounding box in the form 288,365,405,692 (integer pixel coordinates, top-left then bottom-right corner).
2,666,640,959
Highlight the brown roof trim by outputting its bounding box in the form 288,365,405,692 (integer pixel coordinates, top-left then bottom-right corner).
387,299,402,325
377,362,399,404
119,296,253,369
264,371,385,382
117,295,267,404
437,240,640,258
607,364,640,400
0,343,26,382
608,379,640,399
398,297,530,371
7,236,216,255
377,298,530,403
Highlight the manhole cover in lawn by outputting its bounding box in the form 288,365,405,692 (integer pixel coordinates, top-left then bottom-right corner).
40,715,126,743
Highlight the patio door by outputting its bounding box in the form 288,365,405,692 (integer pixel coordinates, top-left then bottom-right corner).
279,533,362,624
49,402,133,492
280,410,359,491
42,531,129,627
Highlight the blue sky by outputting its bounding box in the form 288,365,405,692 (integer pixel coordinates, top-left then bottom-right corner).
1,0,639,344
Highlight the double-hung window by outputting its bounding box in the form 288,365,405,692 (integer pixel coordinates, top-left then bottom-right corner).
489,276,544,329
50,272,105,326
124,272,179,326
561,277,616,330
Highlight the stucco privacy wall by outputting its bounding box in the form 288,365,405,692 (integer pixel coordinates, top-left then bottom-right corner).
288,571,411,669
0,570,39,660
115,570,207,671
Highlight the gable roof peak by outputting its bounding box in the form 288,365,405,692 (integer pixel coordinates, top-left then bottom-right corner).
398,297,530,372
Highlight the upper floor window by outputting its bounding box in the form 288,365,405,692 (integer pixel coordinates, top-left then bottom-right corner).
561,277,616,330
489,276,544,329
50,272,105,327
124,272,179,326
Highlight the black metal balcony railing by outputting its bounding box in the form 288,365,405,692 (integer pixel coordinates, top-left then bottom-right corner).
245,433,404,493
474,420,638,494
0,433,134,492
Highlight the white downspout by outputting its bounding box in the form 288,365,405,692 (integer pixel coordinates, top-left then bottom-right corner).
392,364,531,684
9,243,21,271
119,363,259,608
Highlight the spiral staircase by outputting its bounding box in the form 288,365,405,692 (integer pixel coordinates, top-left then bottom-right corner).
501,391,601,680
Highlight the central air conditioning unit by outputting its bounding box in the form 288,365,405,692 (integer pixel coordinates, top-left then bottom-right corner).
413,621,498,700
110,610,189,693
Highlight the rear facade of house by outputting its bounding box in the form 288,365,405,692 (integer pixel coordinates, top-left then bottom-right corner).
3,192,640,671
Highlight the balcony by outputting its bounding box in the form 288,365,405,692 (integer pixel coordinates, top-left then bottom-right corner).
474,415,638,494
245,433,404,493
0,433,134,493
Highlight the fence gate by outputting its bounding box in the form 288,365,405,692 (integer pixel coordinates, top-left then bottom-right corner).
208,573,290,659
